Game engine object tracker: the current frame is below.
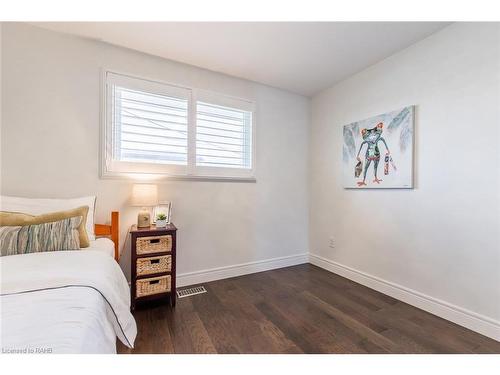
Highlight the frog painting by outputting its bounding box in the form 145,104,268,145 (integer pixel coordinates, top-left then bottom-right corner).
342,106,414,189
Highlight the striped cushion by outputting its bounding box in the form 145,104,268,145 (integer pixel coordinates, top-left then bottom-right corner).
0,206,90,248
0,216,82,257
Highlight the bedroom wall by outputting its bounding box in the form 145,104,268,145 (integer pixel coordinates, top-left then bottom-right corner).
0,22,310,282
309,22,500,339
0,23,2,181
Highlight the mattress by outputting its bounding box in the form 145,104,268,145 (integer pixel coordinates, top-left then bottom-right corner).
0,251,136,353
86,238,115,258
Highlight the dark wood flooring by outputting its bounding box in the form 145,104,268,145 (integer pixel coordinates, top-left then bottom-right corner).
118,264,500,354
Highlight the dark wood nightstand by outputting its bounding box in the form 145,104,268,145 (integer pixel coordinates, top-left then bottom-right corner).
130,223,177,310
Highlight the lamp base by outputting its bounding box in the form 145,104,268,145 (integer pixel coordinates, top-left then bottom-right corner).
137,209,151,228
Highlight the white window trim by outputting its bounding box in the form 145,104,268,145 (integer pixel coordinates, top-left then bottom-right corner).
100,69,257,182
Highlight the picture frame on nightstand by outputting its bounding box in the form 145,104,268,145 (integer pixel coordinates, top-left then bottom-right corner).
153,202,172,224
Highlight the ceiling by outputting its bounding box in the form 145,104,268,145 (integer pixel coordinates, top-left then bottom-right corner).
33,22,450,97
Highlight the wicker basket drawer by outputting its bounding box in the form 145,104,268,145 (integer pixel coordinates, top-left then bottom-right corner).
136,275,171,298
136,235,172,255
136,255,172,276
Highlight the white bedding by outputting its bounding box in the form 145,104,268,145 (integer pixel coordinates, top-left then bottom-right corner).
0,251,136,354
86,238,115,258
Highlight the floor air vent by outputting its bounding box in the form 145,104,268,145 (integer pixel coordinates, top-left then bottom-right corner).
176,286,207,298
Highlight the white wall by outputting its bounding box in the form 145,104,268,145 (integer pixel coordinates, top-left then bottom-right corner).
0,23,310,281
310,23,500,339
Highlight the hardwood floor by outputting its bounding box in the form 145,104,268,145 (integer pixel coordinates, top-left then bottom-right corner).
118,264,500,354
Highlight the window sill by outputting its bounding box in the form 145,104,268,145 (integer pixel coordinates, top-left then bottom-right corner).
100,170,257,183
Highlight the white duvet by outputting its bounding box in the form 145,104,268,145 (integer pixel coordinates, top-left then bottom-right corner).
0,250,137,354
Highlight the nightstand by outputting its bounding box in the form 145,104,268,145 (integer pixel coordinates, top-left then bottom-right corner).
130,223,177,310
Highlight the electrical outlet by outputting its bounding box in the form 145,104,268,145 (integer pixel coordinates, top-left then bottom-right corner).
329,237,335,248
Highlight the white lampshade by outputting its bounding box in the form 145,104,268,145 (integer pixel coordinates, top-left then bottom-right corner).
131,184,158,207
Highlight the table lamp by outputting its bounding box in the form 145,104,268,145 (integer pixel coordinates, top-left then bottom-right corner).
131,184,158,228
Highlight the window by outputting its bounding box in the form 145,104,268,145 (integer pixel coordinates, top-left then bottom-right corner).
102,71,255,180
195,91,254,177
113,86,189,166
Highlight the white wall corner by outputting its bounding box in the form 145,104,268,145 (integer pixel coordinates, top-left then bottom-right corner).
309,253,500,342
177,252,309,288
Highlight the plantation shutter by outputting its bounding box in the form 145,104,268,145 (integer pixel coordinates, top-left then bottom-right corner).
104,71,255,179
108,73,190,166
195,101,253,169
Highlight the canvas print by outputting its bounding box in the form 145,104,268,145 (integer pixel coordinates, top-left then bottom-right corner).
343,106,414,189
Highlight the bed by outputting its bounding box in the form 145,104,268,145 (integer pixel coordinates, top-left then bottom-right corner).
0,201,137,354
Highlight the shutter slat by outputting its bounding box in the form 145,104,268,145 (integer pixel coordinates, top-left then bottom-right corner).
197,111,244,121
196,144,244,152
120,144,187,154
196,131,244,141
196,160,245,167
122,124,187,137
119,87,188,104
196,140,245,148
121,137,187,148
122,109,187,124
197,125,246,135
196,154,244,160
121,147,187,156
197,104,245,119
122,118,187,130
196,135,246,146
120,97,188,112
122,130,187,142
122,104,188,119
196,147,247,156
197,115,245,126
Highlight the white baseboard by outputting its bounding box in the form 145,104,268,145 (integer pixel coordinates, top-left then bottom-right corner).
309,253,500,342
177,253,308,288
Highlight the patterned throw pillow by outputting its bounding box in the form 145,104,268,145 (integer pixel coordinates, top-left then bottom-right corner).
0,206,90,248
0,216,82,257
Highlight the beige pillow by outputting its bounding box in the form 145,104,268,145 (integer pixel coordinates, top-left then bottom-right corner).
0,206,90,248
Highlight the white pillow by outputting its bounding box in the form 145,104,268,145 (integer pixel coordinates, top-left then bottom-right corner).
0,195,97,240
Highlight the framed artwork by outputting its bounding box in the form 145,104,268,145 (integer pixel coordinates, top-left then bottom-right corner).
153,202,172,224
342,105,414,189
